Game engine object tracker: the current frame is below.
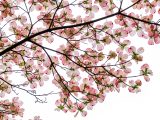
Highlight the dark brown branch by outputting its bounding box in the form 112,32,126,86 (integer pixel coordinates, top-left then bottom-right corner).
0,12,119,56
120,13,160,26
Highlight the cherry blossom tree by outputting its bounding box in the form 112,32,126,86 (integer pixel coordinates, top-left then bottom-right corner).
0,0,159,119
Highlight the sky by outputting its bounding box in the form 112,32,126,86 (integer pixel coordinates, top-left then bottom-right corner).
17,35,160,120
2,0,160,120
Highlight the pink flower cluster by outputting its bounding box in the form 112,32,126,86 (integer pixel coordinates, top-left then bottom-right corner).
0,97,24,119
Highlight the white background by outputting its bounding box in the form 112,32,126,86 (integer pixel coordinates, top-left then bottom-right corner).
20,36,160,120
3,0,160,120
